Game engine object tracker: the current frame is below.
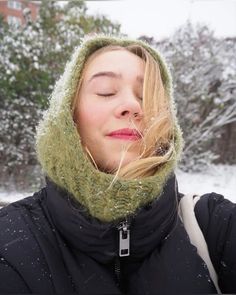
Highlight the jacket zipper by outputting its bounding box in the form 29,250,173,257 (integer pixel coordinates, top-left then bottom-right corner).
117,219,130,257
114,219,130,286
114,256,121,285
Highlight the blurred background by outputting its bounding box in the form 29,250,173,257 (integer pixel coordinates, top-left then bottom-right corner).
0,0,235,203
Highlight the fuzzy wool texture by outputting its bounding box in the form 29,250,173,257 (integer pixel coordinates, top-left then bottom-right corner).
36,34,183,222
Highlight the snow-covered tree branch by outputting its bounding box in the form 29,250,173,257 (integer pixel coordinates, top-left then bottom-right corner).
156,23,236,171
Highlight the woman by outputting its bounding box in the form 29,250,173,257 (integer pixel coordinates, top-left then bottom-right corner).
0,35,235,294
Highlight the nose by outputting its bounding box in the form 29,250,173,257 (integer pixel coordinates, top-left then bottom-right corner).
114,92,143,121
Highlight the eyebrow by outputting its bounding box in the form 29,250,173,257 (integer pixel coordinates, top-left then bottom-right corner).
88,71,120,83
88,71,143,84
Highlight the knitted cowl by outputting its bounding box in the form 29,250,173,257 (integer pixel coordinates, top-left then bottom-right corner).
36,35,183,223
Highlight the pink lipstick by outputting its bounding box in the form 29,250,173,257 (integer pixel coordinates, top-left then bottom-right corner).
107,128,141,141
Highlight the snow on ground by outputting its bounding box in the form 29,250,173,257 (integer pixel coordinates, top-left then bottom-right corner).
0,165,235,205
176,164,236,202
0,191,31,206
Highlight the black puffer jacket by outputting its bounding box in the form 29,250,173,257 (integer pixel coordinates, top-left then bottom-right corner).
0,177,235,294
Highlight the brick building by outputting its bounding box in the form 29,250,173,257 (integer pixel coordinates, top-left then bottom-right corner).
0,0,40,26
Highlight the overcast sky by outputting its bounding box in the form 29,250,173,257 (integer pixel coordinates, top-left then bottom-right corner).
86,0,236,40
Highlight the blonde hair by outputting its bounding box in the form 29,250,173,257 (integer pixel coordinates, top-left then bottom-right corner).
73,45,174,180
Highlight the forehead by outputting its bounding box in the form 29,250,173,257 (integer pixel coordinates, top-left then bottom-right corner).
83,49,145,79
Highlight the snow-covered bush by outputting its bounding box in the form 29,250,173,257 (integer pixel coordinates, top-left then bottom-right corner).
157,23,236,171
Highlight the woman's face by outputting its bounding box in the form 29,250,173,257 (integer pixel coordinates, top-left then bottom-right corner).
75,49,145,172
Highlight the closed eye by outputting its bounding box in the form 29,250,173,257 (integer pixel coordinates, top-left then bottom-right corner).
97,93,115,97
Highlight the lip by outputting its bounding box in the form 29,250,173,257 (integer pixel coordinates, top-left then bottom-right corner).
107,128,142,141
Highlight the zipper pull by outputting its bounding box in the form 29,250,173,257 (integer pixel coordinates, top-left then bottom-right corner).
118,220,130,257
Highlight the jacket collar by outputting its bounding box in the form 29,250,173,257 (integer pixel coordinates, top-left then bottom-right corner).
45,175,178,263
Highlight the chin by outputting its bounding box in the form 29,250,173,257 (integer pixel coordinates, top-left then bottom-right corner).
114,155,139,171
96,150,140,174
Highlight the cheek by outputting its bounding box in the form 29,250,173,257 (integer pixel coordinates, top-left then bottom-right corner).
77,100,109,137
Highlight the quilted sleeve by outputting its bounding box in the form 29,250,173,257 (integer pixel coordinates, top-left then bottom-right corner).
195,193,236,293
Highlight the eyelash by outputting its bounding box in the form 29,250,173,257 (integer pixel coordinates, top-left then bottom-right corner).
96,93,143,101
97,93,115,98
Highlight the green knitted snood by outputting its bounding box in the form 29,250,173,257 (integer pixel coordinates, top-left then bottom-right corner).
36,35,183,223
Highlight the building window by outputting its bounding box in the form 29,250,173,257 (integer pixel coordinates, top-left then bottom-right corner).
7,15,21,26
7,1,22,10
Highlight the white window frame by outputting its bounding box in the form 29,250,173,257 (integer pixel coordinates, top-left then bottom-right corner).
7,15,21,26
7,1,22,10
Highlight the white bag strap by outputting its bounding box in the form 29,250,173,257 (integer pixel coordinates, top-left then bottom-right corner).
179,194,221,294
